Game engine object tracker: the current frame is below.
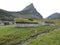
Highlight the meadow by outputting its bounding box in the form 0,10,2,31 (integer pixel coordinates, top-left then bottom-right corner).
24,19,60,45
0,19,60,45
25,29,60,45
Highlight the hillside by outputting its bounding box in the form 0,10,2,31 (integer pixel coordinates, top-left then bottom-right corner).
0,3,43,20
9,3,43,20
18,3,43,19
0,9,15,21
47,13,60,19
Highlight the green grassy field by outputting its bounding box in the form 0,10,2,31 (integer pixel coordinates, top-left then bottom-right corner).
24,19,60,45
0,19,60,45
0,25,57,45
25,30,60,45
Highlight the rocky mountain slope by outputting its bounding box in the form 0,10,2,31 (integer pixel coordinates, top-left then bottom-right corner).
47,13,60,19
0,3,43,21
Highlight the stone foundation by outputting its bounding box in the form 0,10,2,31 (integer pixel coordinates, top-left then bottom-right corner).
15,23,38,27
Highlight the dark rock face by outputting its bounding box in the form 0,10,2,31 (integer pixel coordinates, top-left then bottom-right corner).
19,3,43,19
47,13,60,19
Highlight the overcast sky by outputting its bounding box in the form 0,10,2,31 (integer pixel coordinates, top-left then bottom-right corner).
0,0,60,18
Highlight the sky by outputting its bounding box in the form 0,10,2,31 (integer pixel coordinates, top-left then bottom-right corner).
0,0,60,18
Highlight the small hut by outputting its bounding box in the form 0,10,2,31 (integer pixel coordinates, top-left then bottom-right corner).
14,18,38,27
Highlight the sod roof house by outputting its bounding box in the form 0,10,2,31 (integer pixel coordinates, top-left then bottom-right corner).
14,18,38,27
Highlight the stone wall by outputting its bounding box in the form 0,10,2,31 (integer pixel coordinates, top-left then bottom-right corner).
0,23,4,26
15,23,38,27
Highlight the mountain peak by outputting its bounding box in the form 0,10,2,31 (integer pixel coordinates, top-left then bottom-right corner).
53,12,60,15
21,3,34,11
47,12,60,19
19,3,43,19
29,3,34,7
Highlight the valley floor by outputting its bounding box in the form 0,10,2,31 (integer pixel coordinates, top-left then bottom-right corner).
0,19,60,45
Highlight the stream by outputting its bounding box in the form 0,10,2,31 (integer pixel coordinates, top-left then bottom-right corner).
17,28,60,45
